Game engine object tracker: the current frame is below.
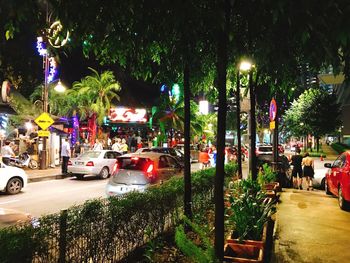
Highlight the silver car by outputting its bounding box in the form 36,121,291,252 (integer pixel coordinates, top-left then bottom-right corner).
68,150,121,180
106,152,182,196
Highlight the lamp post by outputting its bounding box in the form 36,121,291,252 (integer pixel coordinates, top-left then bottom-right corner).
236,61,252,178
36,20,69,169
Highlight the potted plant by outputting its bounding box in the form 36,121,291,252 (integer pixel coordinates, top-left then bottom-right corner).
224,179,276,262
258,163,280,193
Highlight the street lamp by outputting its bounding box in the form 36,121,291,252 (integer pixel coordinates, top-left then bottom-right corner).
236,60,252,178
36,20,69,169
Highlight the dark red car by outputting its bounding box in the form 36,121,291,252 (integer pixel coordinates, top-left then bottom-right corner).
324,151,350,210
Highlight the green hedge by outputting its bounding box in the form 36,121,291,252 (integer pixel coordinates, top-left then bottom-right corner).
331,142,350,154
0,163,237,263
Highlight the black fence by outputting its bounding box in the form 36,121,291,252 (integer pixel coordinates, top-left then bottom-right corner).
0,164,237,263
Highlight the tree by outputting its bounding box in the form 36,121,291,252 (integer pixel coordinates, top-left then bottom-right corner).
283,88,341,151
71,68,121,143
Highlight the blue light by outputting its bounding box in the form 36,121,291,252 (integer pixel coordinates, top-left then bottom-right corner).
36,37,47,56
160,84,167,93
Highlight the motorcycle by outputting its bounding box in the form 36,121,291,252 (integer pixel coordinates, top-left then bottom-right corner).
8,152,38,169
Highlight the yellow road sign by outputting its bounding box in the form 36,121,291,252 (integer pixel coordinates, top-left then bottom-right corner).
38,130,50,137
270,121,275,130
34,112,54,130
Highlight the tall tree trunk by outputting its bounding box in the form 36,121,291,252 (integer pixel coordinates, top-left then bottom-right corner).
249,70,257,180
316,137,320,152
236,71,242,178
184,64,192,219
214,0,229,259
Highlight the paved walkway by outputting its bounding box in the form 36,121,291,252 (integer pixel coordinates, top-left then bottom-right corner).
321,144,339,160
272,188,350,263
25,167,63,183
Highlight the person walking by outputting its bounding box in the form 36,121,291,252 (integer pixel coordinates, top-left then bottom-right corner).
93,139,103,150
120,138,128,154
81,139,90,153
302,152,315,191
1,141,15,165
61,138,71,175
291,148,304,189
73,141,82,157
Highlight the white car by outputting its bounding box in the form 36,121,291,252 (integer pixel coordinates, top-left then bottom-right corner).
0,163,28,194
68,150,122,180
313,167,328,189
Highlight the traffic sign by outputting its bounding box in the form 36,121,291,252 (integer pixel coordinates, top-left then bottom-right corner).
269,98,277,122
34,112,54,130
38,130,50,137
270,121,275,130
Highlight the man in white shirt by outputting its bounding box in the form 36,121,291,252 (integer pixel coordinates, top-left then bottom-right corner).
1,141,15,165
61,138,71,174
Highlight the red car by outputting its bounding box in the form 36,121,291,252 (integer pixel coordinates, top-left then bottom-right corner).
324,151,350,210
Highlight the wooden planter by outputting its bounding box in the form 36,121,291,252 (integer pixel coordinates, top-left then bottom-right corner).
224,222,268,262
263,182,280,192
224,243,263,263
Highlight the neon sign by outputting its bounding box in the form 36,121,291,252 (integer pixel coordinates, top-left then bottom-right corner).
109,108,147,123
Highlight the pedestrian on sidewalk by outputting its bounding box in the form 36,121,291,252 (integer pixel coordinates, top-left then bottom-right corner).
1,141,15,165
290,148,303,189
61,138,71,175
302,152,314,191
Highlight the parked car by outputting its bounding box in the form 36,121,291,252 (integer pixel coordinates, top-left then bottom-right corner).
0,208,37,228
313,168,328,189
135,147,188,165
324,151,350,210
174,144,199,162
0,163,27,194
106,152,182,196
68,150,122,180
256,145,273,156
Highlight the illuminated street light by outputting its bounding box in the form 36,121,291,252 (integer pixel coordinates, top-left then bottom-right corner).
239,61,252,71
54,80,66,93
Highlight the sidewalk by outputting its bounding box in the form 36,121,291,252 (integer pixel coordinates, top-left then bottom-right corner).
25,167,64,183
271,188,350,262
321,144,339,160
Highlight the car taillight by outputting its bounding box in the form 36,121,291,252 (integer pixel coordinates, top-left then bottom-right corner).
145,163,155,180
68,161,72,166
86,161,94,166
112,162,118,174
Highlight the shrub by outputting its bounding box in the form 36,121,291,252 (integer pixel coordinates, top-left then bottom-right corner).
226,179,276,241
331,142,350,154
257,163,277,186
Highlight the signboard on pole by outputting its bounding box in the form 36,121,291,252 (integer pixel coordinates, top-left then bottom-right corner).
35,112,54,130
269,98,277,122
38,130,50,137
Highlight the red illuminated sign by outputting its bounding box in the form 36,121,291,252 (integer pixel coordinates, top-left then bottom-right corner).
109,108,147,123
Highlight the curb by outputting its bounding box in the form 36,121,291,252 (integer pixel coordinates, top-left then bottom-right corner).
28,174,69,183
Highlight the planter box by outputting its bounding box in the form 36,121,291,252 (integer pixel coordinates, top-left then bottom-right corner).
226,222,267,249
263,182,280,192
224,243,263,263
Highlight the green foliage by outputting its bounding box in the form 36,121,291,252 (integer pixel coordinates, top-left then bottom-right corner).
331,142,350,154
175,216,217,263
257,163,277,186
283,88,341,138
143,227,163,262
226,179,276,241
0,164,237,262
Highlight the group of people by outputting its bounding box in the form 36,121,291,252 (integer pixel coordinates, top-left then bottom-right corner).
290,148,315,190
199,145,217,169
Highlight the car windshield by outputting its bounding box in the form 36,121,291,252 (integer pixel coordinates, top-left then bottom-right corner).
117,157,149,170
79,151,101,158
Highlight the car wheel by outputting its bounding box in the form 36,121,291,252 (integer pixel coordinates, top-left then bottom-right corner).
6,178,23,195
75,174,84,180
99,167,109,179
338,187,350,210
325,178,332,195
29,159,38,169
320,177,325,190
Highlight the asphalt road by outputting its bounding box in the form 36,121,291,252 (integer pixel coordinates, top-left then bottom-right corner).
0,163,202,217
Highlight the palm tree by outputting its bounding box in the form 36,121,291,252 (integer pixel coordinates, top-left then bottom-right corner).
72,68,121,143
152,95,204,143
